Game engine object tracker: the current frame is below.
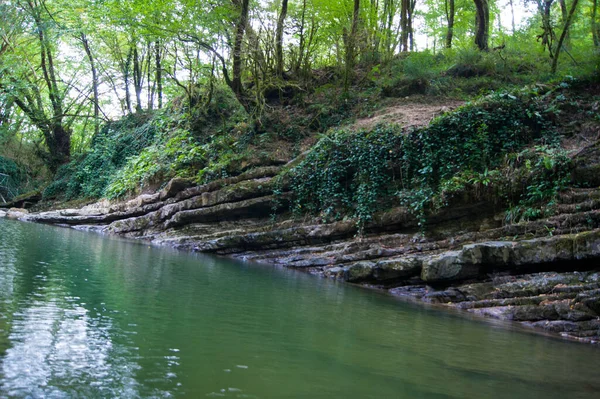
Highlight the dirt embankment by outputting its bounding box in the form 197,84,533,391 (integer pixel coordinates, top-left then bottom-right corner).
350,97,464,131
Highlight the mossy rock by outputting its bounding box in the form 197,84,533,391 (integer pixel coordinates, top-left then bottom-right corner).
0,190,41,209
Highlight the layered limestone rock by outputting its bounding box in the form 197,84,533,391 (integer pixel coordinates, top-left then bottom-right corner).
5,208,29,220
17,165,600,344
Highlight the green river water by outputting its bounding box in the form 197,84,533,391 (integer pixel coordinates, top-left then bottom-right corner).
0,218,599,398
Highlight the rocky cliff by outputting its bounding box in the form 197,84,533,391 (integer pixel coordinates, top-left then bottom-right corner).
6,142,600,344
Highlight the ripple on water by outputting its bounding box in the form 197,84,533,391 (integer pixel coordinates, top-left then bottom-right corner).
1,219,600,399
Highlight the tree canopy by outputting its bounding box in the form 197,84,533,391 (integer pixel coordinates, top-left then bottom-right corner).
0,0,598,173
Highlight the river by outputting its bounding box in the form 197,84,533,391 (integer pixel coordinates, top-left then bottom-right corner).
0,219,598,398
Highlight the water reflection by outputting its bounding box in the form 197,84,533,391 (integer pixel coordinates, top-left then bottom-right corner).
0,221,144,398
0,219,599,398
2,300,141,398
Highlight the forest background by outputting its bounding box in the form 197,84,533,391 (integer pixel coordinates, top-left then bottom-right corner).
0,0,598,217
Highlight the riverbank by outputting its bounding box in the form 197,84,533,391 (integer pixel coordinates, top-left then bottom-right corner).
4,217,600,398
4,81,600,344
4,151,600,344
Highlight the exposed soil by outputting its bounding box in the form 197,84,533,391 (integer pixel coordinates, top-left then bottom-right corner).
350,96,465,131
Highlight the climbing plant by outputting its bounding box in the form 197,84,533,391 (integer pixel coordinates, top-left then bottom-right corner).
289,89,558,230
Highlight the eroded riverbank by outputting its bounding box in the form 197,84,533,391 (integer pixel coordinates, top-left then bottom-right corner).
4,156,600,344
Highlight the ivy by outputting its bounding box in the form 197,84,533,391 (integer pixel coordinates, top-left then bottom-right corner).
290,125,404,231
289,90,558,231
43,113,158,200
504,146,572,223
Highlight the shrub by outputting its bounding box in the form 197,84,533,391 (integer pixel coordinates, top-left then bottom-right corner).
0,156,27,200
289,89,557,230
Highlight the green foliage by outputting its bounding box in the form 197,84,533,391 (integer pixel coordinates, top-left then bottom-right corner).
447,47,497,78
103,109,232,199
105,127,215,199
42,79,251,201
43,113,158,200
289,125,405,230
305,86,362,130
0,156,27,200
504,146,572,223
380,52,444,96
289,90,557,230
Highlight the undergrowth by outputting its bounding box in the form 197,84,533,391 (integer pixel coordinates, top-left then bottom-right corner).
43,112,158,200
288,87,565,231
0,156,28,201
43,85,248,200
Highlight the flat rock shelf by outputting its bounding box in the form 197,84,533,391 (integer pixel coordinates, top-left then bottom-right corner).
9,158,600,345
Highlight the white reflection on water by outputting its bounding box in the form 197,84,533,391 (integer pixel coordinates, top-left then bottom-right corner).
1,299,140,398
0,224,21,300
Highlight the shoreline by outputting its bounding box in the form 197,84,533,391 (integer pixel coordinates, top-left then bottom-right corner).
2,168,599,344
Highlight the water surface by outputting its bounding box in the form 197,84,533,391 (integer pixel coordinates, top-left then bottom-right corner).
0,219,598,398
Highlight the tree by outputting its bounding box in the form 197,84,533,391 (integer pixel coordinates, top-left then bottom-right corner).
445,0,456,48
344,0,361,88
232,0,250,101
0,0,74,170
275,0,289,77
80,33,100,135
593,0,599,47
551,0,580,73
380,0,398,58
536,0,556,56
474,0,490,50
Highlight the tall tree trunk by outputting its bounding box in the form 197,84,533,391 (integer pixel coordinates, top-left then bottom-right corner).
383,0,395,58
371,0,381,60
133,46,143,113
551,0,580,73
558,0,570,48
344,0,361,88
155,41,162,109
509,0,516,34
294,0,307,75
124,48,133,114
45,124,71,169
409,0,417,51
538,0,555,56
592,0,599,47
400,0,409,52
474,0,490,51
29,0,70,169
146,42,154,111
445,0,455,48
232,0,250,100
275,0,288,77
80,33,99,136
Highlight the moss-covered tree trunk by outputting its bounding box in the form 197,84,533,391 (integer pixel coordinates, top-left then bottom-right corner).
1,0,71,172
558,0,571,49
537,0,555,56
232,0,250,99
155,41,163,109
593,0,599,47
344,0,361,89
474,0,489,51
445,0,455,48
400,0,409,52
551,0,580,73
81,33,100,136
275,0,288,78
